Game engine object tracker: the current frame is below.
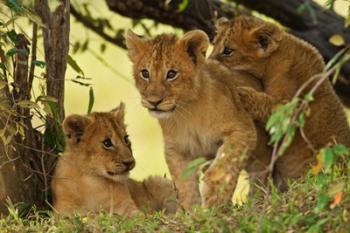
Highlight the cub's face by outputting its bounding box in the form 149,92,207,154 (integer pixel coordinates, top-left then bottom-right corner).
210,16,282,78
126,30,209,119
62,103,135,182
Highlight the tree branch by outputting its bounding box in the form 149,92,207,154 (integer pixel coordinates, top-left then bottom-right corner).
105,0,242,40
71,0,350,106
70,5,126,49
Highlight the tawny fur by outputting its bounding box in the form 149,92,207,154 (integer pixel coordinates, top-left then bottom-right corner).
51,104,177,217
126,30,272,208
211,16,350,189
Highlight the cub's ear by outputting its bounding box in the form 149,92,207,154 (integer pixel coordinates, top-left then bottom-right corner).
215,17,229,30
62,114,92,144
177,30,209,65
250,23,282,58
112,102,125,123
125,30,147,62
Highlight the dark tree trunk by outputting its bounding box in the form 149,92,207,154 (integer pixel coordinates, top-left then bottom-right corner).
35,0,70,120
0,33,42,214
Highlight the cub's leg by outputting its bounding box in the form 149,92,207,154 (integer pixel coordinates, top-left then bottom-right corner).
165,146,201,210
114,201,140,217
128,176,177,214
201,120,257,208
110,186,141,217
237,87,276,123
141,176,177,214
245,125,272,196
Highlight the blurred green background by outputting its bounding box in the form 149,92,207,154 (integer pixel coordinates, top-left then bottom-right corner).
62,0,350,182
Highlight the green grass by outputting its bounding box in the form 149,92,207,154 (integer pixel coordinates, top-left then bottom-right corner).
1,163,349,233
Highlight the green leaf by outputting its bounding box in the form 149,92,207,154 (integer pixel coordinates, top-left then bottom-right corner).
71,79,90,87
100,43,107,53
307,218,329,233
296,112,305,127
0,63,6,70
131,19,141,27
314,193,330,213
325,47,349,71
41,101,53,117
304,92,314,102
6,0,22,13
333,144,349,156
6,30,17,43
72,41,80,54
67,54,84,75
321,148,335,172
17,100,39,109
181,157,206,179
325,0,336,11
43,101,65,152
87,87,94,114
36,95,58,103
6,48,28,57
81,40,89,52
178,0,189,12
327,181,346,197
32,60,46,68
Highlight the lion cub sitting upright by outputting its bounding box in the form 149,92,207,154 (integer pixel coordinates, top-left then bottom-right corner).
51,103,177,217
211,16,350,189
126,30,266,208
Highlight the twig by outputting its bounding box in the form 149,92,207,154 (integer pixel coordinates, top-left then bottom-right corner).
41,142,48,202
28,23,37,96
13,142,57,157
300,127,316,152
0,156,20,169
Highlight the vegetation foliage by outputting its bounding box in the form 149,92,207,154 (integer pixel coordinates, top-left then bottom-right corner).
0,0,350,232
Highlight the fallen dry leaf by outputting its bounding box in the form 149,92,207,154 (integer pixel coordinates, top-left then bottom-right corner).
330,191,343,209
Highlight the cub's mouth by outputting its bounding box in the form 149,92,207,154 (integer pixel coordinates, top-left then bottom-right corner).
107,171,129,176
105,170,130,181
148,106,176,119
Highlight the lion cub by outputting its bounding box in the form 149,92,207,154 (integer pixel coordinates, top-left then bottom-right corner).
211,16,350,189
125,30,274,208
51,103,177,217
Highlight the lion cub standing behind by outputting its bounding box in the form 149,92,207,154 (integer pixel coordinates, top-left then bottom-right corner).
211,16,350,189
52,103,177,217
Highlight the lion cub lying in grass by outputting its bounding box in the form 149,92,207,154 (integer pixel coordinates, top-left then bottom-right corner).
51,103,177,217
211,16,350,189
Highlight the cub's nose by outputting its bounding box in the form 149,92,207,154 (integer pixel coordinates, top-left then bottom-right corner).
122,159,135,171
148,99,163,108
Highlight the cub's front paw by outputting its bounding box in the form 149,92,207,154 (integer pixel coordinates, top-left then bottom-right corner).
237,86,256,96
201,167,234,208
126,209,143,218
237,87,257,107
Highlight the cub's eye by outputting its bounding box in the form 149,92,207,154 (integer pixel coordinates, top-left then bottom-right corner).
123,135,131,146
102,138,114,149
140,69,150,80
166,70,178,81
222,47,234,56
